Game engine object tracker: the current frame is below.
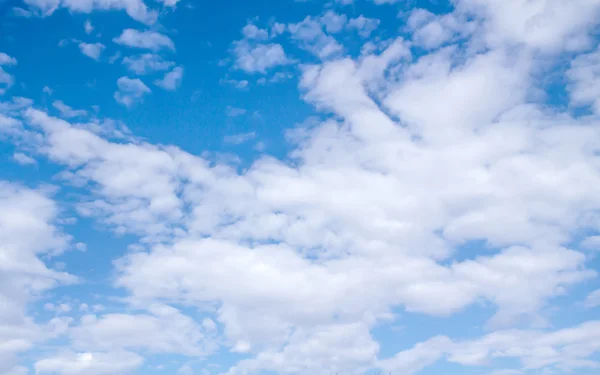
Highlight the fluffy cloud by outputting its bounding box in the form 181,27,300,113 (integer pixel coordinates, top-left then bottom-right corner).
0,52,17,66
35,351,144,375
122,53,175,74
154,66,183,91
380,320,600,374
233,42,291,73
52,100,88,118
78,42,105,60
3,1,600,374
113,76,151,107
113,29,175,52
0,52,17,95
23,0,157,24
0,182,75,374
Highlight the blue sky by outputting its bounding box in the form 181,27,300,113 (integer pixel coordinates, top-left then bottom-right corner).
2,0,600,375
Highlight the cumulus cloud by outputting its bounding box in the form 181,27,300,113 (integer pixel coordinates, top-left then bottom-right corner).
113,29,175,52
13,152,37,165
0,52,17,95
0,52,17,66
52,100,88,118
233,41,291,73
35,351,144,375
0,182,75,374
78,42,105,60
114,77,151,107
3,1,600,375
79,42,106,60
154,66,183,91
84,20,94,34
23,0,157,24
122,53,175,74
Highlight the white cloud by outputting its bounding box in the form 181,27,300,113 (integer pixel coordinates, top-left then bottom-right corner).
0,53,17,95
4,2,600,375
122,53,175,74
567,46,600,114
68,304,217,356
114,77,151,107
35,351,144,375
52,100,88,118
225,106,247,117
23,0,157,24
78,42,105,60
84,20,94,34
457,0,600,52
224,131,255,144
113,29,175,52
585,289,600,308
13,152,37,165
220,78,249,90
234,42,291,73
154,66,183,91
0,52,17,66
242,24,269,40
581,235,600,251
0,182,75,374
42,86,53,95
156,0,181,7
406,9,475,49
380,320,600,374
288,16,344,59
347,15,380,37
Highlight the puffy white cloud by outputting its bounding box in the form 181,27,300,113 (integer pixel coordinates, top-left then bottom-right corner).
380,320,600,373
0,182,75,374
567,46,600,114
234,42,291,73
156,0,180,7
457,0,600,52
242,24,269,40
4,1,600,374
84,20,94,34
0,53,17,95
13,152,37,165
224,131,255,144
154,66,183,91
0,52,17,66
52,100,88,118
122,53,175,74
288,16,344,59
35,351,144,375
64,304,217,356
78,42,105,60
113,76,151,107
113,29,175,52
23,0,157,24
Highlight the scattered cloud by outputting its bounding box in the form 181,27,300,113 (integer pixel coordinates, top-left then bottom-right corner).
22,0,157,24
114,77,151,107
84,20,94,34
113,29,175,52
225,106,247,118
122,53,175,75
233,42,291,73
154,66,183,91
13,152,37,165
224,131,256,144
78,42,105,60
52,100,88,118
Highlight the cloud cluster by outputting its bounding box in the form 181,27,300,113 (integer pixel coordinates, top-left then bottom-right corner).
2,0,600,374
